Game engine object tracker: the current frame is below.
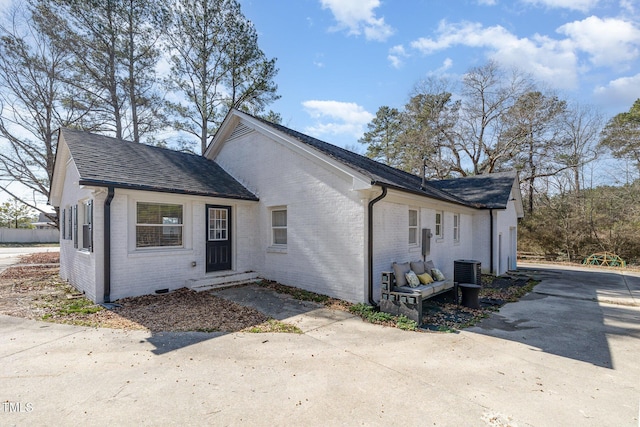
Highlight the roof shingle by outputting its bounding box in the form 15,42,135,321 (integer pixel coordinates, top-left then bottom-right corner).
252,117,472,207
60,128,258,201
251,115,517,209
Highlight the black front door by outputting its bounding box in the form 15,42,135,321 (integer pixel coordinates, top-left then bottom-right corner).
206,205,231,272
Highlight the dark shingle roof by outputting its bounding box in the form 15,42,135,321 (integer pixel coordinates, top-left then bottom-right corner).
60,128,258,201
429,171,518,209
252,117,472,207
250,114,519,209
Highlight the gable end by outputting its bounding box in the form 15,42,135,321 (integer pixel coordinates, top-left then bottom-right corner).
228,122,254,141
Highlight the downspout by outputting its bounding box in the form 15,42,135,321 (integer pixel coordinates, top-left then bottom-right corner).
103,187,115,303
489,209,494,275
367,185,387,307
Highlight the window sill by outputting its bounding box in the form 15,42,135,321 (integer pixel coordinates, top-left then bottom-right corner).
129,248,193,257
267,246,287,254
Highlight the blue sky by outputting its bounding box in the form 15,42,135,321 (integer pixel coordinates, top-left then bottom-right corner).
240,0,640,150
0,0,639,208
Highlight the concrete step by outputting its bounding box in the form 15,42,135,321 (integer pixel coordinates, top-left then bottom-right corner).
186,271,261,292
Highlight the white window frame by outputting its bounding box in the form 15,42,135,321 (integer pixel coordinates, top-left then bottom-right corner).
80,199,93,252
270,207,287,247
61,208,66,240
435,210,444,239
135,202,184,249
453,213,460,243
408,208,419,246
67,206,73,240
208,207,228,241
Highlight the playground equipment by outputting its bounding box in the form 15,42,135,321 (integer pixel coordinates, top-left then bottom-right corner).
582,252,626,267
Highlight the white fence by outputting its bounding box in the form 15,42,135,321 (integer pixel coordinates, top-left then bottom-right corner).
0,228,59,243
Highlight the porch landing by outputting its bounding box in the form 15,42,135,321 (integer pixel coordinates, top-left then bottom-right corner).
186,271,261,292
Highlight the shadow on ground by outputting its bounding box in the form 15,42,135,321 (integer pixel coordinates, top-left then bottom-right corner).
470,266,640,368
121,284,326,355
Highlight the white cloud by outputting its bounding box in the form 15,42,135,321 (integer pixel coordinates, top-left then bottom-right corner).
593,73,640,108
410,20,580,89
521,0,600,13
319,0,394,42
302,100,374,139
620,0,636,15
435,57,454,74
557,16,640,67
477,0,497,5
387,45,408,68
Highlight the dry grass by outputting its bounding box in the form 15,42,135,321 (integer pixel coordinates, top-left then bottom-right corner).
18,252,60,264
0,254,290,333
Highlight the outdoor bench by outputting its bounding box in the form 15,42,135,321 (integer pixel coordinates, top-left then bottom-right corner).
379,261,456,325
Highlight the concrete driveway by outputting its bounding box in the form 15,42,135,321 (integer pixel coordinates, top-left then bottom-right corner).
1,263,639,426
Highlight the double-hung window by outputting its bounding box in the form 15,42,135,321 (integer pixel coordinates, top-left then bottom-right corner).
453,213,460,243
67,206,73,240
408,209,419,246
61,209,66,240
136,202,183,248
271,208,287,246
82,200,93,251
435,210,443,239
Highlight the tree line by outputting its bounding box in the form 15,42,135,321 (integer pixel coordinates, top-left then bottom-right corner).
359,61,640,264
0,0,279,222
2,1,639,264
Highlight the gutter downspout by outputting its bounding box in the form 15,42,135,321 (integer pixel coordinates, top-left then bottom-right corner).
103,187,115,303
367,185,387,307
489,209,494,275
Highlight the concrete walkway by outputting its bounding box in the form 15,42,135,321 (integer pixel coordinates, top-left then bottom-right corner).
1,263,639,426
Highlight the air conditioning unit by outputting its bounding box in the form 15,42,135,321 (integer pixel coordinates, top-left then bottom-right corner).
454,259,482,286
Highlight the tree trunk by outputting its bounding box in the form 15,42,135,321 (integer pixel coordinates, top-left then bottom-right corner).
128,1,139,143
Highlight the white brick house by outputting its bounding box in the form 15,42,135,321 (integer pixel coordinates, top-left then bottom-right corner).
49,109,523,304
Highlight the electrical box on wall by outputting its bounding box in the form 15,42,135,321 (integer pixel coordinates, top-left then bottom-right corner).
422,228,432,256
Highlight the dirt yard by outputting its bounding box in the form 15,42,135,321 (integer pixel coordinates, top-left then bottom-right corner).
0,252,275,332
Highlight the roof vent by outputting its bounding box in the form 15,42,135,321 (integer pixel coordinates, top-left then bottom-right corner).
420,157,428,190
228,123,253,141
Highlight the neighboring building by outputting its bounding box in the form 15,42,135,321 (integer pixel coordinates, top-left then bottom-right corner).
32,212,57,229
49,109,524,304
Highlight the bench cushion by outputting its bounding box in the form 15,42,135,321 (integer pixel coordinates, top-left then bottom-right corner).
417,272,434,284
395,281,453,297
410,260,426,274
396,284,435,298
405,271,420,287
392,262,411,287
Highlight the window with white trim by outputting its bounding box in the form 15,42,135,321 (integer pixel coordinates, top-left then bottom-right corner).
73,205,78,248
67,206,73,240
453,213,460,243
136,202,183,248
208,207,228,241
435,210,443,239
61,208,66,240
81,200,93,251
271,208,287,246
408,209,419,246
